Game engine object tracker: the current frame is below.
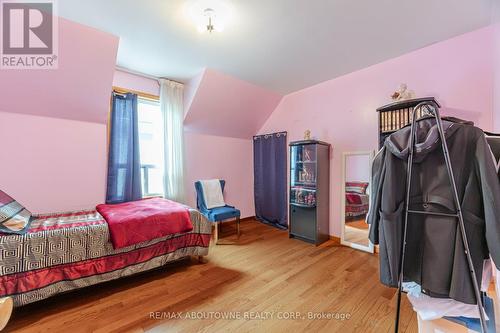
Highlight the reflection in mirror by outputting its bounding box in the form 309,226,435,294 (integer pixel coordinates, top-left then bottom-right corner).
341,151,374,253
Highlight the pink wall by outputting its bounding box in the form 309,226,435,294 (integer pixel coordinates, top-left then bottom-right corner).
494,23,500,131
345,155,370,183
113,70,256,218
184,132,254,217
0,18,117,213
0,112,107,213
260,26,495,236
184,69,283,139
113,70,160,96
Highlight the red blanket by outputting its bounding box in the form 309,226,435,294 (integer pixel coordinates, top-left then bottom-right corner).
96,198,193,249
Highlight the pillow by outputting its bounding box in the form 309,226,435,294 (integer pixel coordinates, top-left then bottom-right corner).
346,193,363,205
0,190,32,234
345,182,369,194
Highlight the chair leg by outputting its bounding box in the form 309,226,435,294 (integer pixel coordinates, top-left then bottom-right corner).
214,218,241,245
214,222,219,245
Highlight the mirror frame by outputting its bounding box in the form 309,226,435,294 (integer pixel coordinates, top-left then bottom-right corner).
340,150,375,253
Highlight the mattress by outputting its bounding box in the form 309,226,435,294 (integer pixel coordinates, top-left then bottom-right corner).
0,208,211,306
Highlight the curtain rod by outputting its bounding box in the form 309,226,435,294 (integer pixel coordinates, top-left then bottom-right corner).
115,66,183,85
253,131,287,139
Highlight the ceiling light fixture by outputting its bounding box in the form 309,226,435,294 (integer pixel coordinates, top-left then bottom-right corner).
202,8,219,33
185,0,233,34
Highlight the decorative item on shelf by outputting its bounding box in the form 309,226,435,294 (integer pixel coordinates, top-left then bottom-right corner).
390,83,416,101
304,129,311,140
297,190,304,204
292,187,316,206
301,166,314,183
303,149,312,162
306,192,314,206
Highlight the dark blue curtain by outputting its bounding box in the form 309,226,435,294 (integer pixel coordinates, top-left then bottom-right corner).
253,132,287,229
106,92,142,204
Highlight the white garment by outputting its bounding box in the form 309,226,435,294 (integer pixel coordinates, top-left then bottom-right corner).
200,179,226,209
160,79,185,203
493,258,500,304
403,260,493,321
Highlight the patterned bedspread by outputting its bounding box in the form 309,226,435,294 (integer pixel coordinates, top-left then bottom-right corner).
345,193,370,218
0,208,211,306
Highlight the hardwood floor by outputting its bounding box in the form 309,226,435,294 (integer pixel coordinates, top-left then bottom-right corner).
344,226,370,247
6,220,419,333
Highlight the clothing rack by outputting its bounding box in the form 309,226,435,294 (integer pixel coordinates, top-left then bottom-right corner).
394,100,488,333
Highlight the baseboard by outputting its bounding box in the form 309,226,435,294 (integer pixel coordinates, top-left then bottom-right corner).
217,216,254,224
329,235,341,244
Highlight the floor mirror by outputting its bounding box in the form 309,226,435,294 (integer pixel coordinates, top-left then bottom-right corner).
340,151,375,253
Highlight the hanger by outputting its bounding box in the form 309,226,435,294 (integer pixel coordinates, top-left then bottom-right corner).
484,131,500,137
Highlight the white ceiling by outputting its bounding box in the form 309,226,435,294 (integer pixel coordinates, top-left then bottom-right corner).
58,0,495,94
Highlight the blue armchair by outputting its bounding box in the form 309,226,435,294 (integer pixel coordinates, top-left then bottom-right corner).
195,180,240,244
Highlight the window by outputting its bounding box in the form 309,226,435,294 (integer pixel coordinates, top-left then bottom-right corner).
137,98,164,197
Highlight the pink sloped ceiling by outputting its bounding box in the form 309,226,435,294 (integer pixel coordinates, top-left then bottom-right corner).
0,17,119,124
0,17,118,213
184,68,283,139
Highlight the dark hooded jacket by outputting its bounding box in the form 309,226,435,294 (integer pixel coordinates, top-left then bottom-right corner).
368,117,500,304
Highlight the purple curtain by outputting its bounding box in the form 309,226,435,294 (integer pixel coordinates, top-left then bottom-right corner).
106,92,142,204
253,132,288,229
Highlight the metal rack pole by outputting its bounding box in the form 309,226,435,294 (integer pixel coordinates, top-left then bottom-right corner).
394,98,418,333
393,101,488,333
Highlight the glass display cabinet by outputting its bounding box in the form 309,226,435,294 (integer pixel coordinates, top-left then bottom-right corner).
289,140,330,245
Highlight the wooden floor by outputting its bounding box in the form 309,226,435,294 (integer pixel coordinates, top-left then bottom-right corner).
345,218,369,230
344,226,370,246
6,220,419,333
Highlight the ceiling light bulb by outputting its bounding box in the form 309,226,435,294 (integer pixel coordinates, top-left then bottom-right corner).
185,0,234,33
203,8,217,33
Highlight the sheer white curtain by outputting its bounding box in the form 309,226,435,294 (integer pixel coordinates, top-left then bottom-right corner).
159,79,186,203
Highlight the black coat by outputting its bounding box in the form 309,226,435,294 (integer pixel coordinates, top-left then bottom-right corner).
368,117,500,304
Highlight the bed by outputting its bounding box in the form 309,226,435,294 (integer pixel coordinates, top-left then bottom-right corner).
0,203,211,307
345,181,370,221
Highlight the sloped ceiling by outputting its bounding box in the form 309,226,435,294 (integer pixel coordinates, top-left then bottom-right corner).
0,17,119,124
184,68,282,139
57,0,494,94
